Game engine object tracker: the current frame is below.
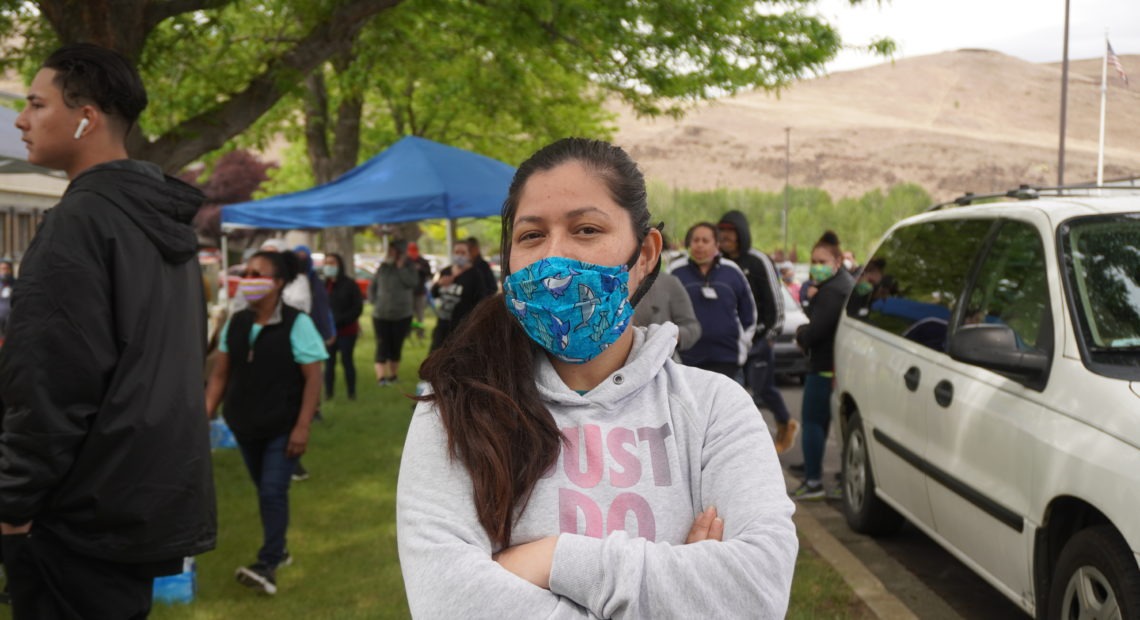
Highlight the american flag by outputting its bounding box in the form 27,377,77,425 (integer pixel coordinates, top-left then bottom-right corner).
1108,41,1129,86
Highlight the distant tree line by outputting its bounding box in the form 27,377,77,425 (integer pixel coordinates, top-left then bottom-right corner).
647,182,933,263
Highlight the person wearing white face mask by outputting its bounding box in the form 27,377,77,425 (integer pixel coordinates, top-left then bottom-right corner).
428,240,490,352
230,238,312,314
397,138,795,619
205,250,328,595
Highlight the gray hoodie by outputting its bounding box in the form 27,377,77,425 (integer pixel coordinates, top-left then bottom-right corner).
397,323,797,618
369,261,419,320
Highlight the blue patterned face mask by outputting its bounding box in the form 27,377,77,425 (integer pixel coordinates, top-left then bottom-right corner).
503,256,635,364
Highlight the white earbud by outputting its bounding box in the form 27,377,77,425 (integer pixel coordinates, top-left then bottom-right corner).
74,118,89,140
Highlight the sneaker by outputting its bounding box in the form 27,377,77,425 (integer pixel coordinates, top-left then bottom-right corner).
276,552,293,570
790,481,825,501
235,563,277,595
773,419,800,454
826,485,844,501
377,377,389,386
292,463,309,482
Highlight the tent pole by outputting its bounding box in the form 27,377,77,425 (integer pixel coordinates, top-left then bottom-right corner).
446,219,456,259
219,233,229,304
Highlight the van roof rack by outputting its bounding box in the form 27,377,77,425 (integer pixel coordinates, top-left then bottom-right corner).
927,182,1140,211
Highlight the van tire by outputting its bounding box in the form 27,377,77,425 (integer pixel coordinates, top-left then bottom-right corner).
1048,525,1140,620
842,411,905,536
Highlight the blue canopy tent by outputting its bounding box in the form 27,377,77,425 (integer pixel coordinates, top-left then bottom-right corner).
221,135,515,231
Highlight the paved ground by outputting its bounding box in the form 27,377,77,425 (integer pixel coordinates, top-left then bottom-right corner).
764,380,1028,619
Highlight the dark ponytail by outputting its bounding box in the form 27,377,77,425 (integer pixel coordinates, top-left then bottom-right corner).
418,137,656,547
417,295,559,547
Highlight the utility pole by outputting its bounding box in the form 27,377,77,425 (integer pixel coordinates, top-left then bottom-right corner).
1057,0,1071,186
783,127,791,256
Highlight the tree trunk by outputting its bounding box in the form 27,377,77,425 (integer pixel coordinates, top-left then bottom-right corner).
304,57,363,273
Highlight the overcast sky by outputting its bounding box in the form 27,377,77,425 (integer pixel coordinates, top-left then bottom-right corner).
815,0,1140,73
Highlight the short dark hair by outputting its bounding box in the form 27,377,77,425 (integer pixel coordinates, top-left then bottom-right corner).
684,222,718,248
43,43,147,128
251,250,300,284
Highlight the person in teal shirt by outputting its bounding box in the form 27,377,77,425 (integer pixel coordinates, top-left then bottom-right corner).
206,250,328,595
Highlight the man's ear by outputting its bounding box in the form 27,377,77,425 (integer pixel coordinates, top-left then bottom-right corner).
72,105,99,140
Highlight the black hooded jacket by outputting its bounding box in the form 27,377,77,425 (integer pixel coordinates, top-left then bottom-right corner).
0,160,217,565
717,211,784,344
795,268,855,373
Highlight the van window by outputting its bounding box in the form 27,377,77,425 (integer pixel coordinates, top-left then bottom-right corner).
1061,213,1140,377
848,219,991,351
959,220,1050,352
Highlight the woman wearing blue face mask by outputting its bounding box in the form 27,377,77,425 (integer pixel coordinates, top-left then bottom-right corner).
790,231,854,501
396,138,796,618
205,250,328,595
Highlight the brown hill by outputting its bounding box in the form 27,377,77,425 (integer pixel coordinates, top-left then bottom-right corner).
612,50,1140,201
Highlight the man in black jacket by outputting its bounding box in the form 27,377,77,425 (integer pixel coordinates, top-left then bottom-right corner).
0,43,216,617
717,211,798,454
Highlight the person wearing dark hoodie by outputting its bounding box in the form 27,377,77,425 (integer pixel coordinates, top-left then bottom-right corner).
716,211,797,454
0,43,216,617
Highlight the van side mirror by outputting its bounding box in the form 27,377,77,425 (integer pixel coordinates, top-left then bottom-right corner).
949,324,1049,379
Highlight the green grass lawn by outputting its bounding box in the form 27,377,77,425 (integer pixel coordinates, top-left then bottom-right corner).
132,316,868,619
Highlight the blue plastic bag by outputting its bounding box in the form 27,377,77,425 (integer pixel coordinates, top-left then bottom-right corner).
153,557,196,604
209,417,237,449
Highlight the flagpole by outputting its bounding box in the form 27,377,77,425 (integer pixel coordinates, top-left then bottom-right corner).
1097,31,1108,186
1057,0,1070,186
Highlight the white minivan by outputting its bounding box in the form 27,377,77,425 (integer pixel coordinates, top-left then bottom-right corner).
833,189,1140,618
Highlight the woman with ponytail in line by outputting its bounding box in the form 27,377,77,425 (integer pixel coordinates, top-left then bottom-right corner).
396,138,796,618
205,250,328,595
789,231,854,501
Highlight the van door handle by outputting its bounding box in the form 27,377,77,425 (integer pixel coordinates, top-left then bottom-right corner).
934,380,954,408
904,367,921,392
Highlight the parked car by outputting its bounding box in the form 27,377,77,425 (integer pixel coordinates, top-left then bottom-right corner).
832,188,1140,618
773,285,809,381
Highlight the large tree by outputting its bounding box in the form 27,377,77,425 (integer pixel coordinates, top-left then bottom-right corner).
1,0,888,173
273,0,891,261
0,0,403,171
2,0,889,268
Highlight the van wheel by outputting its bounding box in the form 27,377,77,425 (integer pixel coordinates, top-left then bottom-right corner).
842,412,904,536
1048,526,1140,620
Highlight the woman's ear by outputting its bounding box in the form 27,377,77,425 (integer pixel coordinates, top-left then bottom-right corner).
639,228,663,275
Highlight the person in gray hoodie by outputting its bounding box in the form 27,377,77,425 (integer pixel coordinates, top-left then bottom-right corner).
397,138,796,618
368,241,419,385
